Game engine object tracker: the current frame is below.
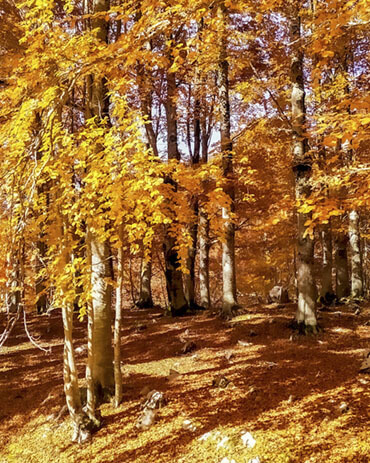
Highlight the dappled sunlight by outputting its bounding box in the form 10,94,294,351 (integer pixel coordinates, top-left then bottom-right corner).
1,302,369,462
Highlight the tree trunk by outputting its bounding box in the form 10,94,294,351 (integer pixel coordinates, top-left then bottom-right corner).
6,254,21,314
335,229,350,300
320,221,334,300
32,112,49,314
218,3,237,317
198,206,210,308
85,0,114,392
184,200,198,308
290,7,318,332
61,238,92,443
198,81,211,309
163,47,188,316
114,236,123,407
136,254,153,308
349,210,363,298
90,236,114,391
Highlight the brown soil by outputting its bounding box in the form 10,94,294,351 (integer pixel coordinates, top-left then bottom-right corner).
0,302,369,463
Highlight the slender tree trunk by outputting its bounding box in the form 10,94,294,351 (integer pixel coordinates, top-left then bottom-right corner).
137,255,153,308
349,210,363,298
335,227,350,300
85,230,97,423
6,254,21,314
90,237,114,391
114,231,123,407
218,3,237,317
184,87,201,309
184,200,198,308
85,0,114,392
163,47,188,316
32,113,49,314
198,90,211,309
290,6,318,332
199,206,210,308
320,221,334,299
61,234,92,443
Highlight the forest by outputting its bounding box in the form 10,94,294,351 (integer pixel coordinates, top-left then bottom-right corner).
0,0,369,462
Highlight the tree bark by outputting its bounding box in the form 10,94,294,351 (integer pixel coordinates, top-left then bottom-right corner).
349,210,363,298
84,0,114,393
90,236,114,391
320,221,334,299
198,206,210,308
218,3,237,317
290,6,318,331
114,232,123,407
335,227,350,300
137,254,153,308
163,47,188,316
184,200,198,308
32,112,49,314
198,81,211,309
61,233,92,443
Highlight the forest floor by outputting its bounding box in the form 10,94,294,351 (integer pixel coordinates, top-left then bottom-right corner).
0,301,369,463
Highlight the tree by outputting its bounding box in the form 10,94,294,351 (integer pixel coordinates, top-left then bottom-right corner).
290,1,318,332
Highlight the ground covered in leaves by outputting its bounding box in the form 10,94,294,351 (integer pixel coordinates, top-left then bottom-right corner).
0,302,369,463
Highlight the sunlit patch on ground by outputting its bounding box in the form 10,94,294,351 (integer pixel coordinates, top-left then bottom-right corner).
0,302,369,463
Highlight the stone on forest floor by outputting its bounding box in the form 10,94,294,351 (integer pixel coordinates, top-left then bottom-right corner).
136,408,157,430
142,390,166,409
182,419,197,432
268,286,290,303
212,375,230,388
220,458,237,463
136,323,148,332
359,351,370,373
241,431,256,448
238,340,253,347
181,341,197,354
248,458,260,463
168,369,181,381
224,350,234,362
339,402,350,413
249,330,257,337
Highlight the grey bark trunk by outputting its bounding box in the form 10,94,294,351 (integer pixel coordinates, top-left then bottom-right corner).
290,9,318,331
114,238,123,407
349,210,363,298
33,113,49,314
6,255,21,314
61,238,92,443
335,229,350,300
218,3,237,317
320,222,334,298
198,206,210,308
90,236,114,390
85,0,114,392
184,200,198,308
137,254,153,308
163,48,188,316
198,89,211,309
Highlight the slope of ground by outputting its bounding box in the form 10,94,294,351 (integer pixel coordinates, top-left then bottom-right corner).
0,302,369,463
